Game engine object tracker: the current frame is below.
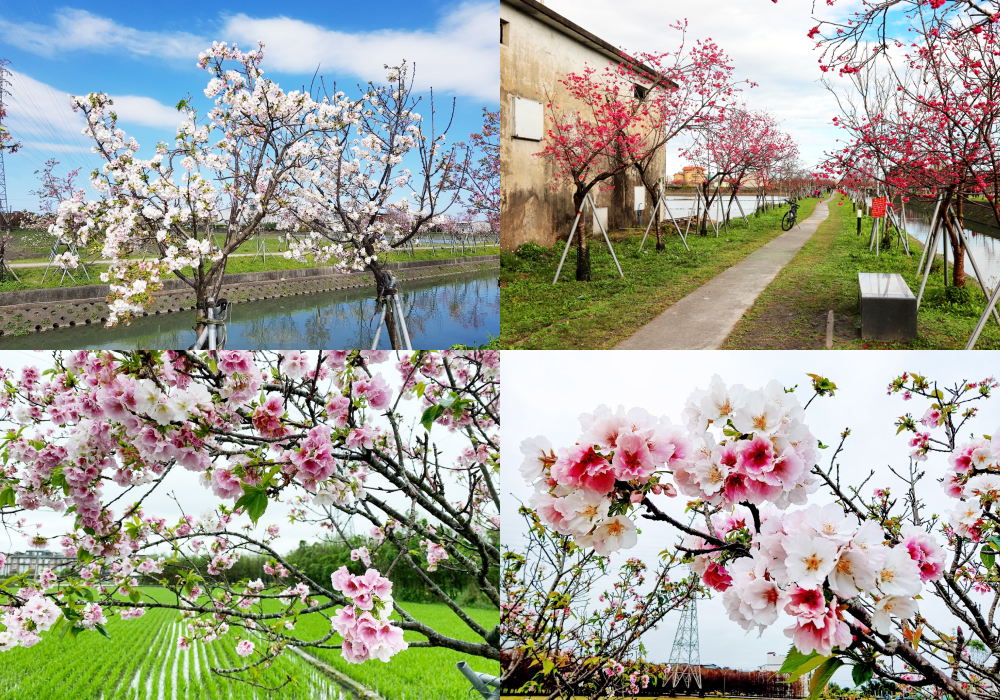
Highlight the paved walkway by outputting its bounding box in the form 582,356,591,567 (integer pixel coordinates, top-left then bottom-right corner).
615,195,833,350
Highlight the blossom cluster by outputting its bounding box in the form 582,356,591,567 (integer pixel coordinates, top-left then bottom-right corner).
694,503,944,655
520,377,818,556
520,374,951,661
0,593,61,650
329,567,408,663
944,430,1000,538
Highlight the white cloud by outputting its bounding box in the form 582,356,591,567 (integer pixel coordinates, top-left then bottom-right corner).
0,4,498,101
544,0,866,170
222,3,498,100
0,9,204,59
3,70,88,144
107,95,183,129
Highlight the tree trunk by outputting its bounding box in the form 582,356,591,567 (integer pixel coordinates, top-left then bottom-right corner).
574,190,591,282
384,302,401,350
193,287,209,343
368,257,402,349
941,215,966,288
700,182,712,236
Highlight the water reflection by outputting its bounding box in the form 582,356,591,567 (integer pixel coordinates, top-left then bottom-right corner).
0,270,499,350
900,205,1000,289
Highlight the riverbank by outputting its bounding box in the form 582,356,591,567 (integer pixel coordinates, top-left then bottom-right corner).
722,193,1000,349
0,255,499,337
499,197,820,349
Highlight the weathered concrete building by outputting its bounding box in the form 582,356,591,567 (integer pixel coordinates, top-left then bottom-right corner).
500,0,668,251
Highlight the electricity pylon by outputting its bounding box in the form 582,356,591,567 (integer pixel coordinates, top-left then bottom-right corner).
0,59,11,225
668,596,702,690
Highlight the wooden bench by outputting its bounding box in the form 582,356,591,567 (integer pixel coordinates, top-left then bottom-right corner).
858,272,917,341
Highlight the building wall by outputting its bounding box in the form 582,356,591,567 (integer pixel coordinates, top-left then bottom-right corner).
500,2,665,251
1,550,75,577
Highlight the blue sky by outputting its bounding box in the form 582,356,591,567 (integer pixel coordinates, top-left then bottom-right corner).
0,0,498,211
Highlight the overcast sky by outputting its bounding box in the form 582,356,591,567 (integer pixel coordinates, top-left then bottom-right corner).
0,351,467,559
541,0,871,177
0,0,497,210
502,350,1000,679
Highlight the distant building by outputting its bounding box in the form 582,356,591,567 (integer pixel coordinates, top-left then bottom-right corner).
673,166,707,187
500,0,671,250
761,651,787,673
1,550,75,577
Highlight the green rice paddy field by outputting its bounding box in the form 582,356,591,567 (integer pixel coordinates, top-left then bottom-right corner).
0,588,500,700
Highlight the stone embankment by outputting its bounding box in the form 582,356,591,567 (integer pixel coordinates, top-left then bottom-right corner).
0,255,498,336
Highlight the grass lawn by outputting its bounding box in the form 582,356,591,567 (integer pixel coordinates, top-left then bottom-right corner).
499,197,821,349
722,192,1000,349
3,229,496,262
0,246,493,294
294,600,500,700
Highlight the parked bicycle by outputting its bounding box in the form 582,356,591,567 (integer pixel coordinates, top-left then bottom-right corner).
781,199,800,231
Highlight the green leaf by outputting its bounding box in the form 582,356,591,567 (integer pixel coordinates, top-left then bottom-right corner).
780,646,830,682
852,663,874,687
982,547,996,569
420,404,447,432
808,658,844,700
0,486,15,508
176,99,188,111
95,624,112,640
234,485,269,525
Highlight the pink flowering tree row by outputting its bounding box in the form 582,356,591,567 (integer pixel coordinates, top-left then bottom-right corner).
0,350,500,685
816,1,1000,288
516,371,1000,699
50,42,478,344
684,108,800,234
538,21,743,277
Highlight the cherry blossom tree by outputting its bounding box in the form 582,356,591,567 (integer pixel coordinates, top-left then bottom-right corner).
538,24,742,278
799,0,998,75
50,42,474,341
0,350,500,682
685,108,799,234
618,25,742,251
502,504,696,698
515,371,1000,700
463,109,500,239
30,159,80,215
820,14,1000,286
276,62,473,302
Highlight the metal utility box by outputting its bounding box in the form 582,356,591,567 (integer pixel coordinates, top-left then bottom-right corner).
512,96,543,141
858,273,917,341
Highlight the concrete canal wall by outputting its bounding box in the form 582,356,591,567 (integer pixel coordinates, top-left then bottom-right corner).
0,255,499,337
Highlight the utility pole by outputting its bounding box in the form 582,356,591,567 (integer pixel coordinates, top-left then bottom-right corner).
668,596,703,691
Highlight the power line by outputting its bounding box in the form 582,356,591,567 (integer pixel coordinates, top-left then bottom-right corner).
6,88,93,174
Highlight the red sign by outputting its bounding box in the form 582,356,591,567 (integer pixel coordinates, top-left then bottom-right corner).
871,196,887,218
